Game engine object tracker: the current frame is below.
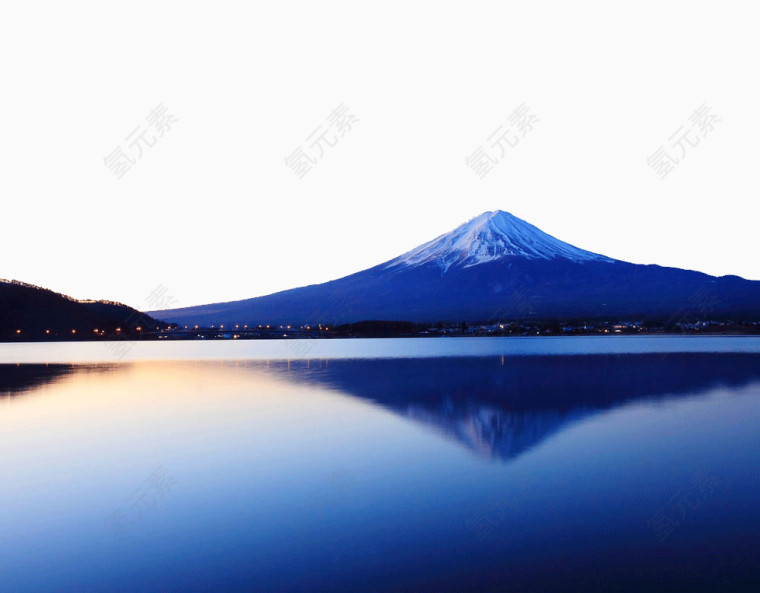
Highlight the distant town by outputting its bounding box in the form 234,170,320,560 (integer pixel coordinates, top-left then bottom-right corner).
154,318,760,339
7,318,759,342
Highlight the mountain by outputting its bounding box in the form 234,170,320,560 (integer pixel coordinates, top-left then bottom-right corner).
149,211,760,326
1,279,164,341
386,210,614,271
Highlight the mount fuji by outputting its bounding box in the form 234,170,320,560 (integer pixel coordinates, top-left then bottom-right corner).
150,211,760,326
385,210,614,272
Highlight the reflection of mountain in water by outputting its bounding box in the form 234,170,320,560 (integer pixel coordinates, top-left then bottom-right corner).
0,364,119,398
267,354,760,461
0,364,74,397
403,402,587,460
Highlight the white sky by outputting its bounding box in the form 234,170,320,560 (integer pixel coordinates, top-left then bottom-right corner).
1,1,758,310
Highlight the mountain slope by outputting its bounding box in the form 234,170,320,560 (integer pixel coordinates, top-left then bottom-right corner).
1,279,164,340
149,211,760,326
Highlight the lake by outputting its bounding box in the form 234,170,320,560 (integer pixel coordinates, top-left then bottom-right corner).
1,337,759,592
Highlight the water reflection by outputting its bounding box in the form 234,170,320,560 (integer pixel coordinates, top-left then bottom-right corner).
1,353,759,592
265,354,760,461
0,363,122,398
0,364,74,397
5,354,760,465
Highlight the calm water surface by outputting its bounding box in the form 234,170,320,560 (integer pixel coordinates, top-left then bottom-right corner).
1,337,759,592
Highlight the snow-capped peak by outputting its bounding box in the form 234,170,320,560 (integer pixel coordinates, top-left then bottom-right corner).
385,211,613,272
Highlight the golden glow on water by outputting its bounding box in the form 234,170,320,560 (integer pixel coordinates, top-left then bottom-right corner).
0,361,429,479
2,350,760,593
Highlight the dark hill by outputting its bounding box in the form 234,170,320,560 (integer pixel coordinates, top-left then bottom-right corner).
1,279,164,341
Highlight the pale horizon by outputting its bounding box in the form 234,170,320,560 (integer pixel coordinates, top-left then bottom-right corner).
2,1,758,310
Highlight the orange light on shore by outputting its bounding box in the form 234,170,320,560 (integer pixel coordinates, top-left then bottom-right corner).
136,327,142,331
115,328,121,333
45,330,50,334
16,329,21,334
94,329,99,334
71,329,76,334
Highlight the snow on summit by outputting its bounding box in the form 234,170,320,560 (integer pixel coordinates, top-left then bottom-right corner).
386,211,614,272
